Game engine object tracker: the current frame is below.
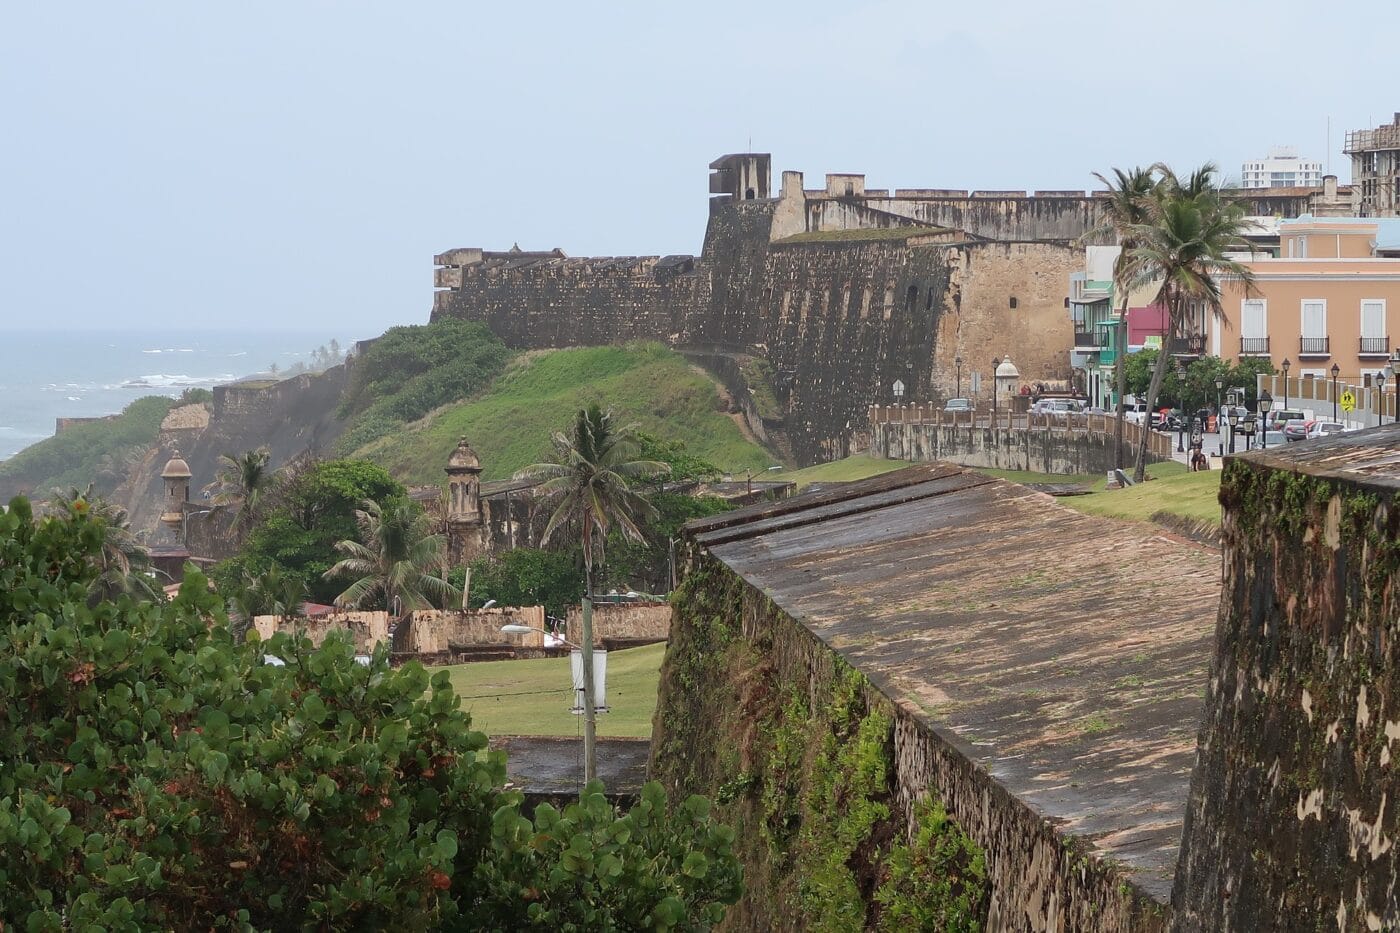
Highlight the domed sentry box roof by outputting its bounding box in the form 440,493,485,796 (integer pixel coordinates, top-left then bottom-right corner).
445,437,482,474
995,356,1021,380
161,450,192,479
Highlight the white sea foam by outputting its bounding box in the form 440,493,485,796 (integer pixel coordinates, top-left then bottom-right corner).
114,373,236,389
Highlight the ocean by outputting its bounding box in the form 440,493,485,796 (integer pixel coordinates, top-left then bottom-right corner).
0,329,364,461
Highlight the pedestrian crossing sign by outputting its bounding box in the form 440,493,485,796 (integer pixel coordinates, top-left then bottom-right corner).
1340,390,1356,413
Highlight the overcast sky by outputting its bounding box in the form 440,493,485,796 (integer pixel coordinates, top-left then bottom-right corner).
4,0,1398,335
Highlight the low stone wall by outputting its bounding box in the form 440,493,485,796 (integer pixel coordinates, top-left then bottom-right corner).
871,419,1170,476
252,611,389,653
652,553,1168,931
403,606,546,655
565,602,670,646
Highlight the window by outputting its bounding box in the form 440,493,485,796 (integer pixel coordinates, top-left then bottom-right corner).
1361,299,1389,354
1241,299,1268,354
1300,299,1328,355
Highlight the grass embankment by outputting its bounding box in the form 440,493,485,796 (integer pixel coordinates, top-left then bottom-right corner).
437,642,665,738
772,455,911,489
0,395,182,499
352,343,775,485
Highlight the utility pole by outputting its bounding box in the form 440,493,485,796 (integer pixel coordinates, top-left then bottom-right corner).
580,595,598,783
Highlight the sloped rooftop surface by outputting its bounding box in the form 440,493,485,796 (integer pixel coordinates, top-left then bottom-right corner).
1241,421,1400,488
687,462,1221,899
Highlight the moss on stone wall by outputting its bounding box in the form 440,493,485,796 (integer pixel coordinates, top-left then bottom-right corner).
652,553,988,931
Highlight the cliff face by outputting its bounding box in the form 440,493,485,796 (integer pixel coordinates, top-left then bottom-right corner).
115,366,350,535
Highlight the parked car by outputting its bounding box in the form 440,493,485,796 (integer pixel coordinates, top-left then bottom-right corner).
1261,409,1308,444
1283,419,1315,442
943,397,974,413
1305,420,1348,440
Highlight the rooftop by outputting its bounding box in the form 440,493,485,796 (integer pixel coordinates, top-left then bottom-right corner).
686,463,1221,899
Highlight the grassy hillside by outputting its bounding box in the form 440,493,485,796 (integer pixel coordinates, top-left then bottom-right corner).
0,395,183,500
352,343,775,484
1062,467,1221,526
437,643,665,738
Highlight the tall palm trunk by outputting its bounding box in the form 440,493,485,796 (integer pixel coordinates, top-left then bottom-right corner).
1114,296,1128,470
1134,301,1177,481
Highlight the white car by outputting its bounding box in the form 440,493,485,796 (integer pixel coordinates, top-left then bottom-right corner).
1305,420,1347,440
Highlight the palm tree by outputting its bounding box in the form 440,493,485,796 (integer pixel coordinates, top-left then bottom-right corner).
51,485,164,603
514,405,670,782
322,498,459,627
205,447,275,536
1122,164,1257,481
225,564,307,643
515,405,670,600
1086,166,1159,471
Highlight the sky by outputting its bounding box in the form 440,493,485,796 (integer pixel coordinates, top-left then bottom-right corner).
3,0,1399,337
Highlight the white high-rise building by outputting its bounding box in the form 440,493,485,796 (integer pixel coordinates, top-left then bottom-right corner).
1241,147,1324,189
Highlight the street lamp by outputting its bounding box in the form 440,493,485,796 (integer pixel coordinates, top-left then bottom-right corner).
1258,389,1273,450
1176,364,1187,453
1227,409,1239,454
991,357,1001,414
954,355,963,398
1281,358,1291,410
501,622,604,788
1391,349,1400,424
892,379,905,404
1330,363,1340,421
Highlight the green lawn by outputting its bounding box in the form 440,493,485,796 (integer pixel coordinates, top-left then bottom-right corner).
1061,468,1222,526
772,455,911,489
352,344,776,484
436,642,666,738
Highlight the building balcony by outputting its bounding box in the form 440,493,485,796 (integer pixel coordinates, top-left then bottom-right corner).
1299,336,1330,357
1360,336,1391,356
1169,334,1206,357
1240,336,1270,356
1073,330,1099,351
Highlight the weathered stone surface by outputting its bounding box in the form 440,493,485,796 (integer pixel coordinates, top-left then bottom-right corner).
1171,427,1400,931
654,463,1221,930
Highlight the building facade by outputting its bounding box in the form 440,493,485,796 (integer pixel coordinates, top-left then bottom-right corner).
1241,146,1323,190
1215,217,1400,384
1346,113,1400,217
1067,246,1174,407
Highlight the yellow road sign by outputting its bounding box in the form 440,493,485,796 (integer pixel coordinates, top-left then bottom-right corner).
1340,390,1356,413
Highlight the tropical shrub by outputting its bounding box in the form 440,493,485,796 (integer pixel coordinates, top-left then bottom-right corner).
0,496,741,929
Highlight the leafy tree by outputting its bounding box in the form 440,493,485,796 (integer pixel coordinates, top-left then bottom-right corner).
205,446,276,537
635,432,723,484
461,547,583,618
216,458,404,603
49,484,163,603
223,562,308,643
1121,163,1257,480
323,497,460,616
0,496,741,928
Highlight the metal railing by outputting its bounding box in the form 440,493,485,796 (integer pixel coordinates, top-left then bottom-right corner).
1169,334,1206,356
1299,336,1330,356
1240,336,1270,355
1360,336,1390,355
1073,330,1098,349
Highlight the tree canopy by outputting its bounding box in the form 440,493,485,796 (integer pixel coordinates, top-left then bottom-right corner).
0,495,741,929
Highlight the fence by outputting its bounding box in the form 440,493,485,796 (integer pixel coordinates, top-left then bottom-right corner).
1257,373,1397,427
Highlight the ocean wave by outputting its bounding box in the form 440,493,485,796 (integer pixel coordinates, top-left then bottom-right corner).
113,373,236,389
142,348,196,354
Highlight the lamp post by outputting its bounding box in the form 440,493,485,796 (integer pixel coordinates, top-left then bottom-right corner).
954,355,963,398
991,357,1001,415
1228,410,1239,454
1214,376,1224,454
1281,357,1291,410
1392,349,1400,423
1258,389,1273,450
501,622,599,787
1176,364,1187,453
1330,363,1340,421
1384,365,1394,425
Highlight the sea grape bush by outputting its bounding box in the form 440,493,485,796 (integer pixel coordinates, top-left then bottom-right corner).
0,497,740,930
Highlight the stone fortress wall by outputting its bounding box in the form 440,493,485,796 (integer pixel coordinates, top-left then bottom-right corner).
431,154,1097,466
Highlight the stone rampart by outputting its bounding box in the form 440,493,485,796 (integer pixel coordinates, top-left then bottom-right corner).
565,601,670,646
871,411,1173,475
1171,429,1400,930
252,611,390,653
403,606,546,655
